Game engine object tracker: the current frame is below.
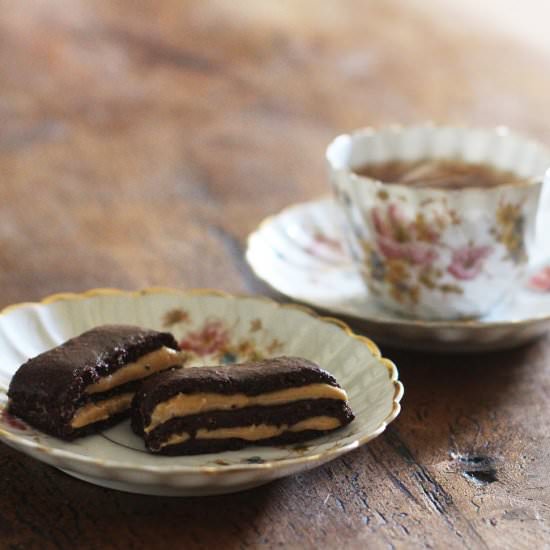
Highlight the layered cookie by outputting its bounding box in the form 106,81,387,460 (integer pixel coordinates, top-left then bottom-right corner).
132,356,354,455
8,325,186,439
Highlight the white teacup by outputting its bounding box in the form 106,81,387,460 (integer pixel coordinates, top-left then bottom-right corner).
326,124,550,320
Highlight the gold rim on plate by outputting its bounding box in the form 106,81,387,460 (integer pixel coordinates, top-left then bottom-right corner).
0,287,403,475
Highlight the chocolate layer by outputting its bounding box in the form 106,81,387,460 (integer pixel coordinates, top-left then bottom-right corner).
144,398,354,453
8,325,180,439
133,357,340,429
132,357,354,455
156,429,340,456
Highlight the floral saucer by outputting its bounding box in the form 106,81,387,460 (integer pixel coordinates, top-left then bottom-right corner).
0,288,402,496
246,197,550,352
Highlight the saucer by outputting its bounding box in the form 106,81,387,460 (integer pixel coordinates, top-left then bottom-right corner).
0,288,401,496
246,197,550,352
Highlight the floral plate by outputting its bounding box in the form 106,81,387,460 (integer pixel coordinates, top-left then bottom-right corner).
0,288,402,496
246,197,550,352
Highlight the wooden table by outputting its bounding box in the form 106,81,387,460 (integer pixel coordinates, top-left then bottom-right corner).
1,1,550,548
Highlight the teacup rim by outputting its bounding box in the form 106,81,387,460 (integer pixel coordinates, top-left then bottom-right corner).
326,122,550,193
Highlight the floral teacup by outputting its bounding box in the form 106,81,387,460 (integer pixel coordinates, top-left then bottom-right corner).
326,124,550,320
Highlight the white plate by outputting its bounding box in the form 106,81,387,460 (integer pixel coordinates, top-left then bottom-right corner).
246,197,550,352
0,288,402,496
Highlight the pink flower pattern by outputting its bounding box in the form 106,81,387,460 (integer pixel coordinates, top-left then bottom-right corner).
377,237,438,266
362,201,506,304
447,245,493,281
179,319,230,356
528,266,550,292
305,230,350,265
312,231,345,254
372,205,439,266
177,316,282,363
0,408,28,431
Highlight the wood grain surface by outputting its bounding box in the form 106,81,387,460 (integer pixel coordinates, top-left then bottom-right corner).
1,1,550,548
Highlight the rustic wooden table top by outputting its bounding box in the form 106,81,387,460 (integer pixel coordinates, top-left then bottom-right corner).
2,1,550,548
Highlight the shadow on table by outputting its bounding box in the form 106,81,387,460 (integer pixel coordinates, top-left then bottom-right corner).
110,482,279,547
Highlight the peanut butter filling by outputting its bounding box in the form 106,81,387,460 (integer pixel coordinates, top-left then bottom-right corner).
146,384,348,433
71,393,134,429
85,347,185,395
159,415,342,448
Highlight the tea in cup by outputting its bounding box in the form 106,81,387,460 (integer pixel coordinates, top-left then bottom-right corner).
326,124,550,320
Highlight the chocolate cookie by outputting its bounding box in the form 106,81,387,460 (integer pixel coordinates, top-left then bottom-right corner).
132,356,355,455
8,325,186,439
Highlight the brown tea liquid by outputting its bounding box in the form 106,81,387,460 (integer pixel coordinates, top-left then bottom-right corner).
354,159,528,189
